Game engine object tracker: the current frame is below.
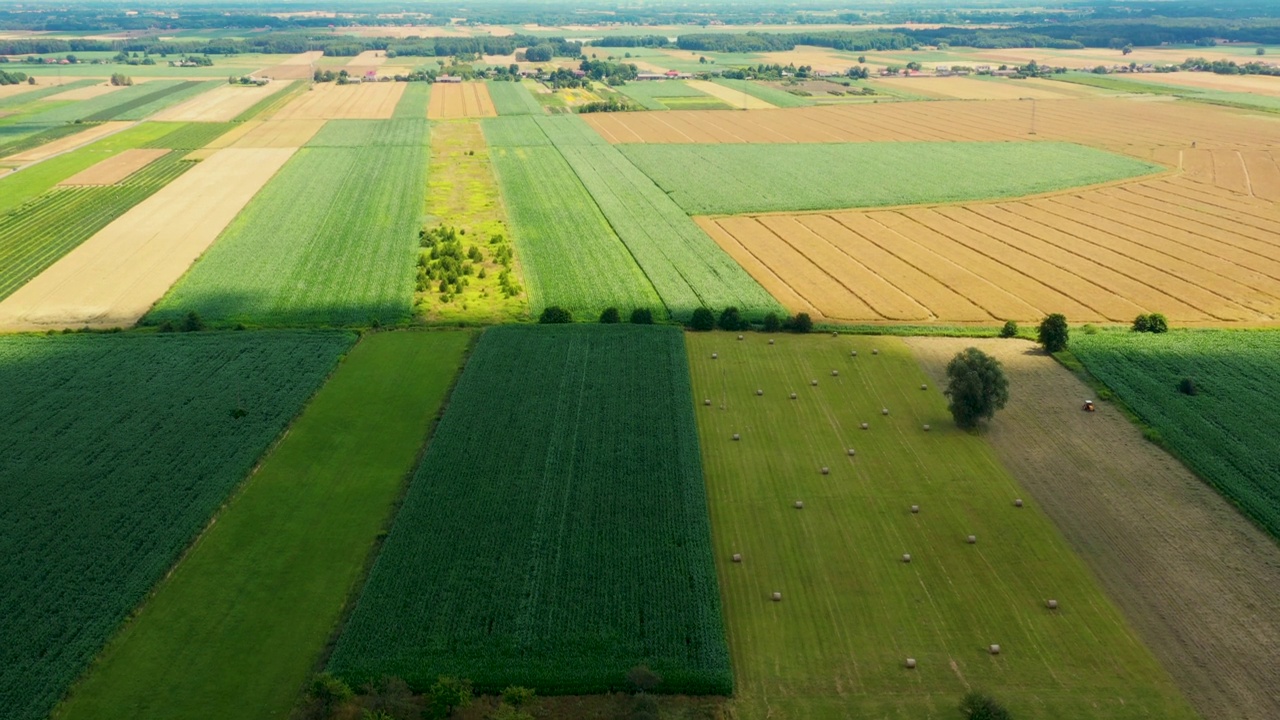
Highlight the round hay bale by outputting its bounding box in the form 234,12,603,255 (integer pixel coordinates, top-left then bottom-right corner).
732,553,742,563
860,422,869,430
905,658,917,669
832,331,839,337
872,348,879,355
1046,599,1058,610
756,389,764,396
989,644,1001,655
967,535,977,544
769,339,775,345
902,553,912,563
732,433,741,441
923,424,931,431
1014,498,1024,508
910,505,919,514
811,379,818,386
794,500,804,509
831,370,839,377
712,352,718,359
790,392,797,400
847,448,856,456
772,591,782,601
821,466,830,475
704,399,711,406
920,384,928,391
737,334,744,341
851,350,858,357
882,408,890,416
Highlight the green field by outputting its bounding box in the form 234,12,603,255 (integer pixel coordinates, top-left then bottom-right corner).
0,123,87,160
0,331,354,720
20,80,185,124
1072,330,1280,540
1052,72,1280,113
0,79,98,111
0,122,233,301
393,81,431,118
329,325,731,695
56,331,471,720
685,333,1196,719
710,77,816,108
147,119,429,327
528,116,781,319
483,119,661,318
111,79,220,120
616,80,724,110
487,80,544,115
620,142,1163,215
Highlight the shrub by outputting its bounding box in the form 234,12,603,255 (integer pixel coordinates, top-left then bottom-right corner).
599,307,620,324
539,306,572,324
1132,314,1151,333
501,686,536,708
630,308,654,324
1037,313,1068,353
959,691,1012,720
425,676,472,720
945,348,1010,429
762,312,781,333
786,312,813,333
1178,377,1198,396
308,673,353,715
180,311,205,332
718,307,744,331
999,320,1018,338
689,307,715,331
1133,313,1169,333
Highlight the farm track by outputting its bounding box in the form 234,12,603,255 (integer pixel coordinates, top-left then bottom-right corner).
907,337,1280,720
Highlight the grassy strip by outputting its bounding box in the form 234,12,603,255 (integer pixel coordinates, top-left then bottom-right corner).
232,80,304,122
710,77,814,107
620,142,1163,215
0,123,89,159
487,79,545,115
0,331,355,720
24,81,182,124
0,79,97,111
112,80,220,120
329,325,731,695
55,330,471,720
391,81,430,119
687,332,1197,719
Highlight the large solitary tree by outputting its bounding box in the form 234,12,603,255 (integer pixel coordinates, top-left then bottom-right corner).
945,348,1010,429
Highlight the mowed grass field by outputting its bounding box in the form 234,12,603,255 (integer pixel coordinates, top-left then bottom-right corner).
685,333,1196,719
56,331,472,720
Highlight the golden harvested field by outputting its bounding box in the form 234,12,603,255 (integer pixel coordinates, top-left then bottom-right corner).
271,81,404,120
1135,72,1280,96
908,337,1280,720
426,82,497,119
1152,146,1280,202
57,148,170,186
699,175,1280,325
3,121,133,164
0,148,296,331
874,76,1083,100
257,50,324,80
225,119,327,148
42,82,121,101
345,50,388,76
151,81,291,122
685,79,776,108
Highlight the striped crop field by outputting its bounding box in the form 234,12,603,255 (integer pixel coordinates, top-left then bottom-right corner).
486,80,544,115
686,332,1196,720
329,325,731,696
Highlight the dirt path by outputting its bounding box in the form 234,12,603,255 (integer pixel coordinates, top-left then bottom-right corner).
906,337,1280,720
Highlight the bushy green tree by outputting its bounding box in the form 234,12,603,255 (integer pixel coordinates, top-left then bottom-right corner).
690,307,715,331
425,676,472,720
958,691,1012,720
307,673,353,715
1037,314,1068,353
762,312,781,333
181,310,205,332
718,307,744,331
945,348,1010,429
1133,313,1168,333
539,306,571,324
999,320,1018,338
599,307,620,324
629,308,654,324
786,312,813,333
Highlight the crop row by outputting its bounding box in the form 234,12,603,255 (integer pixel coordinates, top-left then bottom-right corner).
486,80,543,116
1073,330,1280,539
392,81,431,118
329,325,732,695
0,123,86,159
147,138,427,327
483,119,661,317
0,331,354,720
619,141,1163,215
23,80,184,125
0,78,97,111
306,118,429,148
110,80,220,121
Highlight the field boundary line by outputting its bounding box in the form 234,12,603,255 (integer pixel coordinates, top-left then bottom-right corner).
3,121,140,177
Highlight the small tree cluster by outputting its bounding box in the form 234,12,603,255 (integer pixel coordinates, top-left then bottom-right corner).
1131,313,1168,333
959,691,1012,720
157,311,205,333
1037,314,1069,353
539,306,572,324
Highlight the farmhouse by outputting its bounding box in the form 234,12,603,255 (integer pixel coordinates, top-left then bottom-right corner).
435,74,463,83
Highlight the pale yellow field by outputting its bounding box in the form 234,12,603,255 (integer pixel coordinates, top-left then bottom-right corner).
43,83,120,101
874,75,1083,100
151,81,291,122
1133,71,1280,97
3,121,133,164
272,81,404,120
0,148,297,331
256,50,324,80
0,76,107,100
230,119,327,148
427,82,498,119
685,79,776,109
57,148,170,186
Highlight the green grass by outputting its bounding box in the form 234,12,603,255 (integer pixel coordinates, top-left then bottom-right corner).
658,96,736,110
392,81,431,119
146,120,429,327
1051,72,1280,113
711,78,815,108
0,79,97,111
528,115,781,320
0,330,355,720
482,118,661,319
1071,329,1280,540
685,332,1197,719
487,80,544,115
620,142,1163,215
0,123,88,159
20,80,183,124
111,79,220,120
55,330,471,720
329,324,731,695
616,80,718,110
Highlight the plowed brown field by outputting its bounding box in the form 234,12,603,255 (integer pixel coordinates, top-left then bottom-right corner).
57,148,169,185
271,81,403,120
907,337,1280,720
426,82,497,119
700,176,1280,325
